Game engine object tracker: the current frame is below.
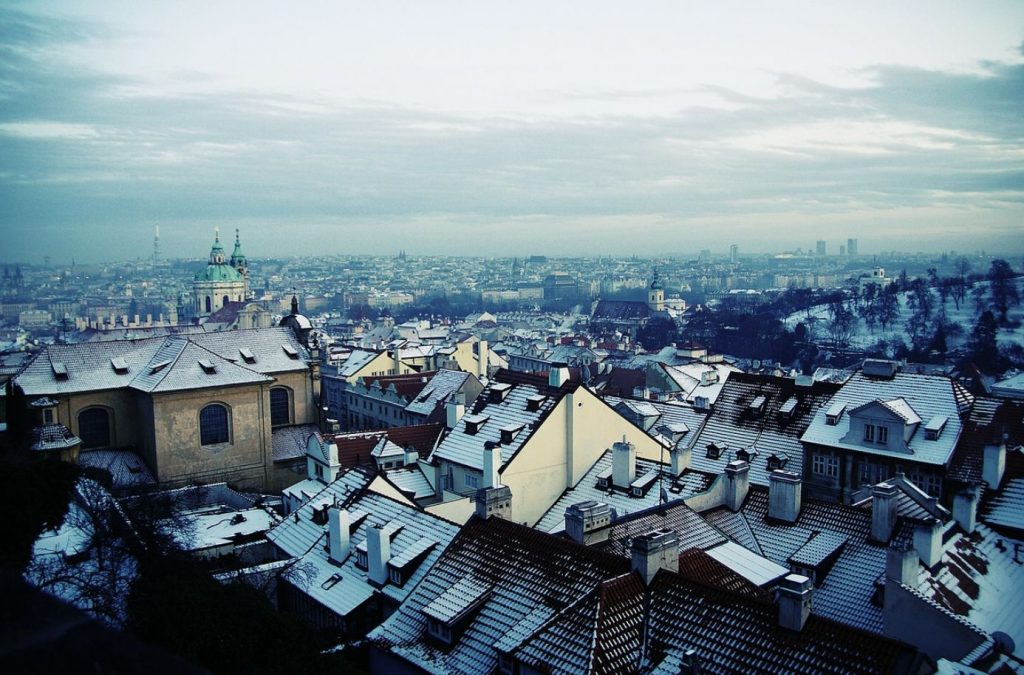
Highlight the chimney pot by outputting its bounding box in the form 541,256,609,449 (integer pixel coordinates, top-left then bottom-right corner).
768,470,802,523
565,501,613,545
983,443,1006,490
328,507,350,564
612,438,637,489
367,524,391,586
724,460,750,512
870,482,899,543
953,485,980,534
631,528,679,585
885,541,918,586
913,518,944,568
777,573,813,631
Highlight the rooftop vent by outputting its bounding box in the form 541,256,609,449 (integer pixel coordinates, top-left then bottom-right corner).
51,361,68,380
198,359,217,374
463,413,489,435
526,394,547,411
110,357,129,374
825,402,846,425
239,348,256,364
863,359,899,379
149,360,171,375
282,344,299,359
490,382,513,403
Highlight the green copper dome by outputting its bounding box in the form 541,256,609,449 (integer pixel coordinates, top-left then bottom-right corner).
194,264,244,282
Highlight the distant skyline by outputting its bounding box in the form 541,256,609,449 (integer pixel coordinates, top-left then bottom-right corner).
1,1,1023,263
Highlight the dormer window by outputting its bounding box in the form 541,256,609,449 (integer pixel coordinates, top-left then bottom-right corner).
356,549,368,569
198,359,217,374
706,442,725,459
748,395,766,415
826,402,846,425
694,396,710,410
490,383,512,403
52,362,68,380
110,357,129,374
778,398,797,420
500,424,524,444
924,416,947,440
426,618,453,645
283,344,299,359
239,348,256,364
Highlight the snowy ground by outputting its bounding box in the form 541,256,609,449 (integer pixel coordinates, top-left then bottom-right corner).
784,278,1024,352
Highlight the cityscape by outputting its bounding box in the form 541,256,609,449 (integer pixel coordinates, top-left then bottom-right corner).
2,2,1024,675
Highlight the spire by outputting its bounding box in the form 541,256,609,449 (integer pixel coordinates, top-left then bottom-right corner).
209,227,225,264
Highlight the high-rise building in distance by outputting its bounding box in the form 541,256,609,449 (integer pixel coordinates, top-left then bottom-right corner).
847,238,859,256
816,240,827,256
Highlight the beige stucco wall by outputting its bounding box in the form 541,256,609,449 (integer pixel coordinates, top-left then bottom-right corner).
501,387,668,526
269,370,316,426
62,389,142,450
145,383,271,490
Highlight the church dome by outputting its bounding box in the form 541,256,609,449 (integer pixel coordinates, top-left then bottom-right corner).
194,264,244,282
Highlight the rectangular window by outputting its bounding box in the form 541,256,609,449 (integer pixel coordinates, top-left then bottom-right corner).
465,472,479,489
864,424,875,443
812,453,839,479
877,426,888,444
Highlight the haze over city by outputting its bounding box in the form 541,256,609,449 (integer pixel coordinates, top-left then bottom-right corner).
1,1,1022,262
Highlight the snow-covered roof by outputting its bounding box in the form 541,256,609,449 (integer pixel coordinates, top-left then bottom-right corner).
404,369,472,417
801,372,968,466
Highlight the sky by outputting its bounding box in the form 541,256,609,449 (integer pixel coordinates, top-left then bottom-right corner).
1,1,1023,263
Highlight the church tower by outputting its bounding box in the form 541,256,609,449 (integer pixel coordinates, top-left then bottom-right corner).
647,269,665,312
229,228,248,290
193,227,247,317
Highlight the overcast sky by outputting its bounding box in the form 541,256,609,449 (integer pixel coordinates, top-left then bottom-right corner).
1,1,1022,263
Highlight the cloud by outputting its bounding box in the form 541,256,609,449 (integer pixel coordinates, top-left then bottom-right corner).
0,6,1022,262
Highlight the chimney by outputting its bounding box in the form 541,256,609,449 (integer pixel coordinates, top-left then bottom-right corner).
404,448,419,467
885,541,918,586
631,528,679,585
768,470,802,523
983,442,1006,490
777,574,813,632
565,501,612,545
326,418,340,433
478,339,488,379
670,444,691,477
392,346,402,375
612,437,637,489
367,524,391,586
952,485,979,534
446,394,465,430
870,482,899,543
482,445,502,489
913,518,943,568
724,460,750,512
548,362,570,388
328,507,350,564
475,484,512,521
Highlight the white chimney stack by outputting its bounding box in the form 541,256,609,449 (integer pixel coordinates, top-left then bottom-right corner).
670,444,691,477
913,518,943,568
565,501,613,545
483,445,502,489
724,460,750,512
367,525,391,586
983,442,1006,490
548,362,570,388
612,437,637,489
777,574,813,632
631,529,679,585
328,507,350,564
478,339,489,379
885,541,918,586
446,395,465,430
953,486,979,534
768,470,802,523
870,482,899,543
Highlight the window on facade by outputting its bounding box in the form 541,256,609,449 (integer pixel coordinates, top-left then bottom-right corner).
270,387,291,427
205,296,212,313
222,295,230,307
200,404,230,445
864,424,876,443
426,618,453,645
464,472,479,489
78,408,111,449
44,408,54,424
877,426,888,444
812,453,839,478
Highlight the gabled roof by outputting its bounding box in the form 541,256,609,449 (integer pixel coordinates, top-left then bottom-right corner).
368,517,629,674
803,372,968,466
404,369,473,416
512,572,645,675
688,373,838,486
428,373,564,471
645,560,923,675
591,300,651,321
279,490,460,621
16,327,307,396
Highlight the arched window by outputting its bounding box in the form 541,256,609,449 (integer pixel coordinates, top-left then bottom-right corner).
78,408,111,449
200,403,230,446
222,295,230,307
205,296,212,313
270,387,291,427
